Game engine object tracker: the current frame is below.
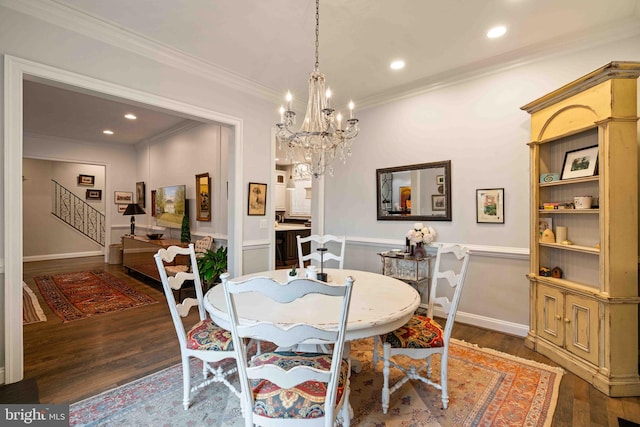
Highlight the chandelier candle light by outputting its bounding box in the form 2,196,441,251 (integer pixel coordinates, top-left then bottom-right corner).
276,0,360,178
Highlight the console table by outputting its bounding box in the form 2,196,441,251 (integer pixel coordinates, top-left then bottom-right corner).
122,235,187,281
378,252,432,302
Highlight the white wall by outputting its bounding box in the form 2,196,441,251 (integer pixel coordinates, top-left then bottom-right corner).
135,122,230,243
0,3,276,377
23,158,104,259
324,34,640,333
23,132,137,248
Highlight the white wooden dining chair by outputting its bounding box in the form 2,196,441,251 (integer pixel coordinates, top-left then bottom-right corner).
221,272,354,427
297,234,346,269
154,244,240,410
373,244,471,412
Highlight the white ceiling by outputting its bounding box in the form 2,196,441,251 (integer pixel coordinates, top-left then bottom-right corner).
21,0,640,146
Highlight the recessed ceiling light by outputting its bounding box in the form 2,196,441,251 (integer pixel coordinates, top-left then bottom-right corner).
124,113,137,120
487,26,507,39
103,130,114,135
390,60,405,70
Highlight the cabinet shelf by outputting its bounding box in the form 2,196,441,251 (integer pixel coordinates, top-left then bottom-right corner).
537,209,599,214
539,176,599,187
538,241,599,254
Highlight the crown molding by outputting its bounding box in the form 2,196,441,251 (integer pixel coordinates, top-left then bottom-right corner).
358,17,640,110
0,0,281,104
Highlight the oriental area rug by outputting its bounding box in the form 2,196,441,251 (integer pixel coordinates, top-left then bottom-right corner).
70,338,563,426
22,282,47,325
34,270,157,322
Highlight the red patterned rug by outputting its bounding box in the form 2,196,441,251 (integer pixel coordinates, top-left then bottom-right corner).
34,270,157,322
70,338,563,426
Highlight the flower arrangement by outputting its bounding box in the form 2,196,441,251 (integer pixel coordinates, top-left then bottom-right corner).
406,222,437,245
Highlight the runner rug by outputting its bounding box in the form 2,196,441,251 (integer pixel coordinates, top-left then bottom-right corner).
22,282,47,325
34,270,157,322
70,337,563,426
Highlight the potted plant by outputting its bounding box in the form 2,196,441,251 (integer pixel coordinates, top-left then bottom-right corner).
196,246,228,290
288,265,298,282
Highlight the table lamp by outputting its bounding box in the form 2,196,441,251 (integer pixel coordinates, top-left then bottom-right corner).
123,203,146,235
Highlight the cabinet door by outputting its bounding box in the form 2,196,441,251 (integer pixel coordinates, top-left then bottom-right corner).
536,284,564,347
275,185,286,210
565,294,599,365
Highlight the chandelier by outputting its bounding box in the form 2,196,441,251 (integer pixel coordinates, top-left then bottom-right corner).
276,0,359,179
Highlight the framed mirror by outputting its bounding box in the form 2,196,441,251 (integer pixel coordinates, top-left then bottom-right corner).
196,172,211,221
376,160,452,221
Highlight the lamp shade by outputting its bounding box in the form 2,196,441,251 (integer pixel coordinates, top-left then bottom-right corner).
123,203,145,216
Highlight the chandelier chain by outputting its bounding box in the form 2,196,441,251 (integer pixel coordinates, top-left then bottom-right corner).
315,0,320,71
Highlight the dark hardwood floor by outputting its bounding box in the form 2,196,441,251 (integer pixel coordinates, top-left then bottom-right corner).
15,256,640,426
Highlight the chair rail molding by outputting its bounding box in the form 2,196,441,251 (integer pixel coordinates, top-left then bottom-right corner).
344,236,529,260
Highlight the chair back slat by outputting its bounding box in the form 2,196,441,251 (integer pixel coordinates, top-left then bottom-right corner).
236,323,339,348
247,364,333,389
426,244,471,340
226,275,347,301
154,244,207,343
297,234,346,269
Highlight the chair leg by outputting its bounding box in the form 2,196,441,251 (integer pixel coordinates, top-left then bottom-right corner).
426,354,432,378
182,356,191,410
441,352,449,409
372,336,379,370
381,343,391,414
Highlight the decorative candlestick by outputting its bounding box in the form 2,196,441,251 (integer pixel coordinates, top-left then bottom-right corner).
317,247,328,282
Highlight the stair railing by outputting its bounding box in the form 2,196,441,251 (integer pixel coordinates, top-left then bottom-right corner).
51,179,105,246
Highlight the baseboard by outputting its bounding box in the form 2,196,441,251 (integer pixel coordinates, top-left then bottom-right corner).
23,251,104,263
426,305,529,337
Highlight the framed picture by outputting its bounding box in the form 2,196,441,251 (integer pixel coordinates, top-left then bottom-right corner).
400,186,411,211
436,175,445,185
431,194,446,211
114,191,133,205
136,181,145,208
476,188,505,223
196,172,211,221
117,204,127,213
539,217,553,237
77,174,95,186
561,145,598,180
248,182,267,216
85,189,102,200
151,190,156,217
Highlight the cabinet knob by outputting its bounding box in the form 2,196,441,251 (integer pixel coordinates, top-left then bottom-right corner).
564,318,570,323
555,315,561,320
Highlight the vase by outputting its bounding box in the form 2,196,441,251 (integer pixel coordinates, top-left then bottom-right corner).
413,243,427,259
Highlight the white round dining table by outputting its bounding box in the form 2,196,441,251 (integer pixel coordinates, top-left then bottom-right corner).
204,268,420,341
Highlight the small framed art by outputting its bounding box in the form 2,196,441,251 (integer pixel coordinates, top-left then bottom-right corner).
114,191,133,205
436,175,445,185
432,194,446,211
86,189,102,200
78,174,95,186
561,145,598,180
136,181,145,208
476,188,505,223
196,173,211,221
248,182,267,216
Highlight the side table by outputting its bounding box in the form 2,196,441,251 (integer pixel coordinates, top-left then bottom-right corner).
378,252,432,303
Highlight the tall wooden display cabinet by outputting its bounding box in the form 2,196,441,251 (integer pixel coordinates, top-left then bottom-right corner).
521,62,640,396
